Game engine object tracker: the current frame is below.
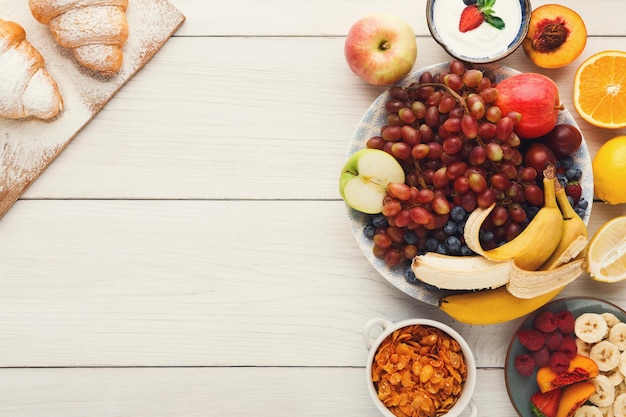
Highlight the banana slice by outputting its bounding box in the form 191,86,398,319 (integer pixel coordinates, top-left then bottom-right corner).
598,405,614,417
577,313,610,343
614,393,626,417
604,368,625,386
604,313,622,329
575,405,604,417
619,352,626,377
591,375,617,407
592,341,622,372
578,338,593,357
610,323,626,351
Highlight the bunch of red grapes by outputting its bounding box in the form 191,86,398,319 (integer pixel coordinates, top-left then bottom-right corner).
362,60,584,280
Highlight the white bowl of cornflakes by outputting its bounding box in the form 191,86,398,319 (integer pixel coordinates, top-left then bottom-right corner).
363,318,478,417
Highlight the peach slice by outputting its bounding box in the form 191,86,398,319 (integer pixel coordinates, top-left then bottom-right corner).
522,4,587,69
555,381,596,417
536,354,599,393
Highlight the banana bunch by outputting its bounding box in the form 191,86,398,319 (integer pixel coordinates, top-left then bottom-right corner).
463,166,564,270
409,164,590,325
573,313,626,416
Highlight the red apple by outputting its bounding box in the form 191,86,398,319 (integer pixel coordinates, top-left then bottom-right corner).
344,14,417,86
494,73,563,139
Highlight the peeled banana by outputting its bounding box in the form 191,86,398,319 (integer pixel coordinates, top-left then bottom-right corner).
540,181,589,270
410,253,512,290
464,165,564,270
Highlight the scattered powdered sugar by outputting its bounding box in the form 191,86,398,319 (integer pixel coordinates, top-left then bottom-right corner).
0,0,185,216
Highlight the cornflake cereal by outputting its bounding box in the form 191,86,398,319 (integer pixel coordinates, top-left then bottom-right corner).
371,324,467,417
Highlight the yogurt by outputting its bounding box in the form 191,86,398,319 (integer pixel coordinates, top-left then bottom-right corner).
429,0,527,62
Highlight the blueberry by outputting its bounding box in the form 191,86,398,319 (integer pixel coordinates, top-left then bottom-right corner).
426,238,439,252
450,205,467,222
559,156,574,170
567,195,575,208
575,207,586,219
445,236,462,254
457,220,466,235
463,0,477,4
578,198,589,210
404,265,419,284
372,214,388,228
404,230,418,245
480,230,494,243
526,206,540,220
363,224,376,239
436,243,447,255
565,168,582,181
444,220,458,235
556,174,568,187
460,245,474,256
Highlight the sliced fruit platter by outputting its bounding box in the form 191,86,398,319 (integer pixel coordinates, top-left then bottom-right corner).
505,297,626,417
341,61,594,323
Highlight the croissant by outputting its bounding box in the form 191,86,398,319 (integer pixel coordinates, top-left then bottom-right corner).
0,18,64,120
29,0,129,76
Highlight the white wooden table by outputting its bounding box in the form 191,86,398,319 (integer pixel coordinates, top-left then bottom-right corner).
1,1,626,415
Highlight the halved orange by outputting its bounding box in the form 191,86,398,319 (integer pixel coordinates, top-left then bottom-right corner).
586,216,626,282
574,50,626,129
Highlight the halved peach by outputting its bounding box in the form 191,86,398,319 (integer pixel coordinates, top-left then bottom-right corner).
522,4,587,69
536,354,599,393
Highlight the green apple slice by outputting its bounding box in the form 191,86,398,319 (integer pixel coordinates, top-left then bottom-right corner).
339,148,405,214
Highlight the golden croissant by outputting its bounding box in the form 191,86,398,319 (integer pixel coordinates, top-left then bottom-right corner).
0,18,64,120
29,0,129,76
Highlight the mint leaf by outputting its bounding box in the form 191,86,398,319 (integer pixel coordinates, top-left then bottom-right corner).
485,14,505,30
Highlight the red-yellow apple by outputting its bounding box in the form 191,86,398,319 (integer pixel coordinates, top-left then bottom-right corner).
344,14,417,86
494,73,562,139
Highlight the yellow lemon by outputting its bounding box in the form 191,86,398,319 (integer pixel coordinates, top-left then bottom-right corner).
592,136,626,204
586,216,626,282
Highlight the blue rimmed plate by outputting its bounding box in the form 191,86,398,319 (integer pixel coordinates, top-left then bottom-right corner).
504,297,626,417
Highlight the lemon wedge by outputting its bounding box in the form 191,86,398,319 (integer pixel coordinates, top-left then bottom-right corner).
586,216,626,282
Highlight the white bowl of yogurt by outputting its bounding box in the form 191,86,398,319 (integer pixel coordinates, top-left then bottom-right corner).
426,0,531,63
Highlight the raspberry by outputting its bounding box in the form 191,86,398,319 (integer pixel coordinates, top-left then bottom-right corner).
555,310,575,334
544,330,564,351
518,329,546,352
565,182,582,205
549,351,570,374
531,346,551,368
515,354,536,377
559,335,578,359
534,311,558,333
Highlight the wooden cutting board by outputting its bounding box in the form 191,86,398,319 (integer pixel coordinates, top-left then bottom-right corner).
0,0,185,217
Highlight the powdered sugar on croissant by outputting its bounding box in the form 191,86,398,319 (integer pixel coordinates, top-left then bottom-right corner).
0,18,64,120
29,0,129,76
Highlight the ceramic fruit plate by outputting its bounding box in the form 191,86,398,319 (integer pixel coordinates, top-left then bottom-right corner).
504,297,626,417
344,62,593,307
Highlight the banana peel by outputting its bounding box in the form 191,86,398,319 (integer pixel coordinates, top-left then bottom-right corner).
506,259,586,299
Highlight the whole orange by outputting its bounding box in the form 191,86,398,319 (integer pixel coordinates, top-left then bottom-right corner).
592,136,626,204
